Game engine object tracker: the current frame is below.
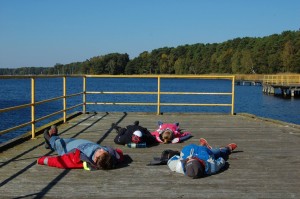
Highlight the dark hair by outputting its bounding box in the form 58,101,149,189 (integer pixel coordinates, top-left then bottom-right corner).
96,152,113,170
185,159,204,179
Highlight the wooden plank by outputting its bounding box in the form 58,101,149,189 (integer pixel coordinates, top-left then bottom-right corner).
1,112,300,198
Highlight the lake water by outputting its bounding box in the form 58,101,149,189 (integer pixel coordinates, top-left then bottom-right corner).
0,77,299,144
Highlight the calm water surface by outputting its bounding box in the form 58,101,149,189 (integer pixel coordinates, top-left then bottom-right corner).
0,78,299,143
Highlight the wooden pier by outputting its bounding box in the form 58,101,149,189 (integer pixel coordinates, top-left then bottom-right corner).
262,74,300,97
1,112,300,198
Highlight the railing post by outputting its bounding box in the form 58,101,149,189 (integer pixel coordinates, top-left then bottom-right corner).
157,76,161,115
231,76,235,115
31,77,36,139
63,76,67,123
83,76,86,114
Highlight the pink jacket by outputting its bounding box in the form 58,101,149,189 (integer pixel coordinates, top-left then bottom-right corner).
151,122,192,143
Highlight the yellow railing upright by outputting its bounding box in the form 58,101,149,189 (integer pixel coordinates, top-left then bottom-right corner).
31,77,35,138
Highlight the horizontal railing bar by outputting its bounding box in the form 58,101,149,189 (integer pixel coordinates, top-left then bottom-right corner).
35,96,63,105
86,102,157,105
0,74,235,79
0,93,82,114
0,121,32,136
0,103,31,113
161,103,232,106
65,103,83,111
86,102,232,106
87,91,232,95
35,110,64,123
66,92,83,98
87,91,157,95
0,75,83,79
85,74,235,79
36,102,83,123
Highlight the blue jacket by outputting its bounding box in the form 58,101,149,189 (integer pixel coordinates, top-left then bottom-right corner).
168,144,225,175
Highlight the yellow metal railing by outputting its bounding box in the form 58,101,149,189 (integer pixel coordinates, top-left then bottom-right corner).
84,75,235,115
0,75,83,139
263,74,300,85
0,75,235,141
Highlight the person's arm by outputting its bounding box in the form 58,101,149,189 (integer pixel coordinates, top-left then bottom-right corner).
178,132,192,142
171,132,192,143
205,156,225,175
151,131,163,143
167,155,184,174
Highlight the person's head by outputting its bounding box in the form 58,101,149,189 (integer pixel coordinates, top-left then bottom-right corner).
131,130,142,143
94,149,113,170
185,158,204,179
161,130,174,144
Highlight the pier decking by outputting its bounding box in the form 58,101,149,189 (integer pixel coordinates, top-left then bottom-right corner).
1,112,300,198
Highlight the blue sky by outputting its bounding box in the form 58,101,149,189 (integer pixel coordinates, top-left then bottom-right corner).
0,0,299,68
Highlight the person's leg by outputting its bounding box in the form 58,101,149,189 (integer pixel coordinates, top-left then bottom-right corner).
44,125,58,149
50,136,74,155
210,143,237,161
114,128,128,144
199,138,212,149
210,147,230,161
111,123,123,133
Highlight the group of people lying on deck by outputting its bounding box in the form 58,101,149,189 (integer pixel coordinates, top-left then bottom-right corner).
37,121,237,179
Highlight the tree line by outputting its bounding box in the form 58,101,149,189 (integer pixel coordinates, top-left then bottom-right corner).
1,30,299,75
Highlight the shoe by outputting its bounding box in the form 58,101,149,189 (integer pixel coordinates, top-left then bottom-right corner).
44,129,51,149
111,123,122,133
134,121,139,126
199,138,212,149
49,125,58,136
227,143,237,151
44,125,58,149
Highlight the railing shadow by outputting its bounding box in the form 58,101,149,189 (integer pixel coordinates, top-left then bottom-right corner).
96,112,127,144
0,112,128,198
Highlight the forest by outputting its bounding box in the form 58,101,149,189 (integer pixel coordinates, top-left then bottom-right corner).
1,30,299,75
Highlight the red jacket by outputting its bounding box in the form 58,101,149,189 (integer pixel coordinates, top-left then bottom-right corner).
37,148,124,169
37,149,83,169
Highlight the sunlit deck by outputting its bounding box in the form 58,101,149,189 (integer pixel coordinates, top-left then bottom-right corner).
1,112,300,198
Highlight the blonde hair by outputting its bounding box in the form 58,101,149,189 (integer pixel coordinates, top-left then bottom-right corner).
162,130,174,144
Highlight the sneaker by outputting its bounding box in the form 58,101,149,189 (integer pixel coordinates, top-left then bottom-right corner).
227,143,237,151
44,129,51,149
199,138,212,149
49,125,58,136
134,121,139,126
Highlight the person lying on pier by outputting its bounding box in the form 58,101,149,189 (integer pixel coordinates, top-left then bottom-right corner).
112,121,157,147
39,125,124,170
151,121,192,144
167,138,237,179
37,147,124,170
